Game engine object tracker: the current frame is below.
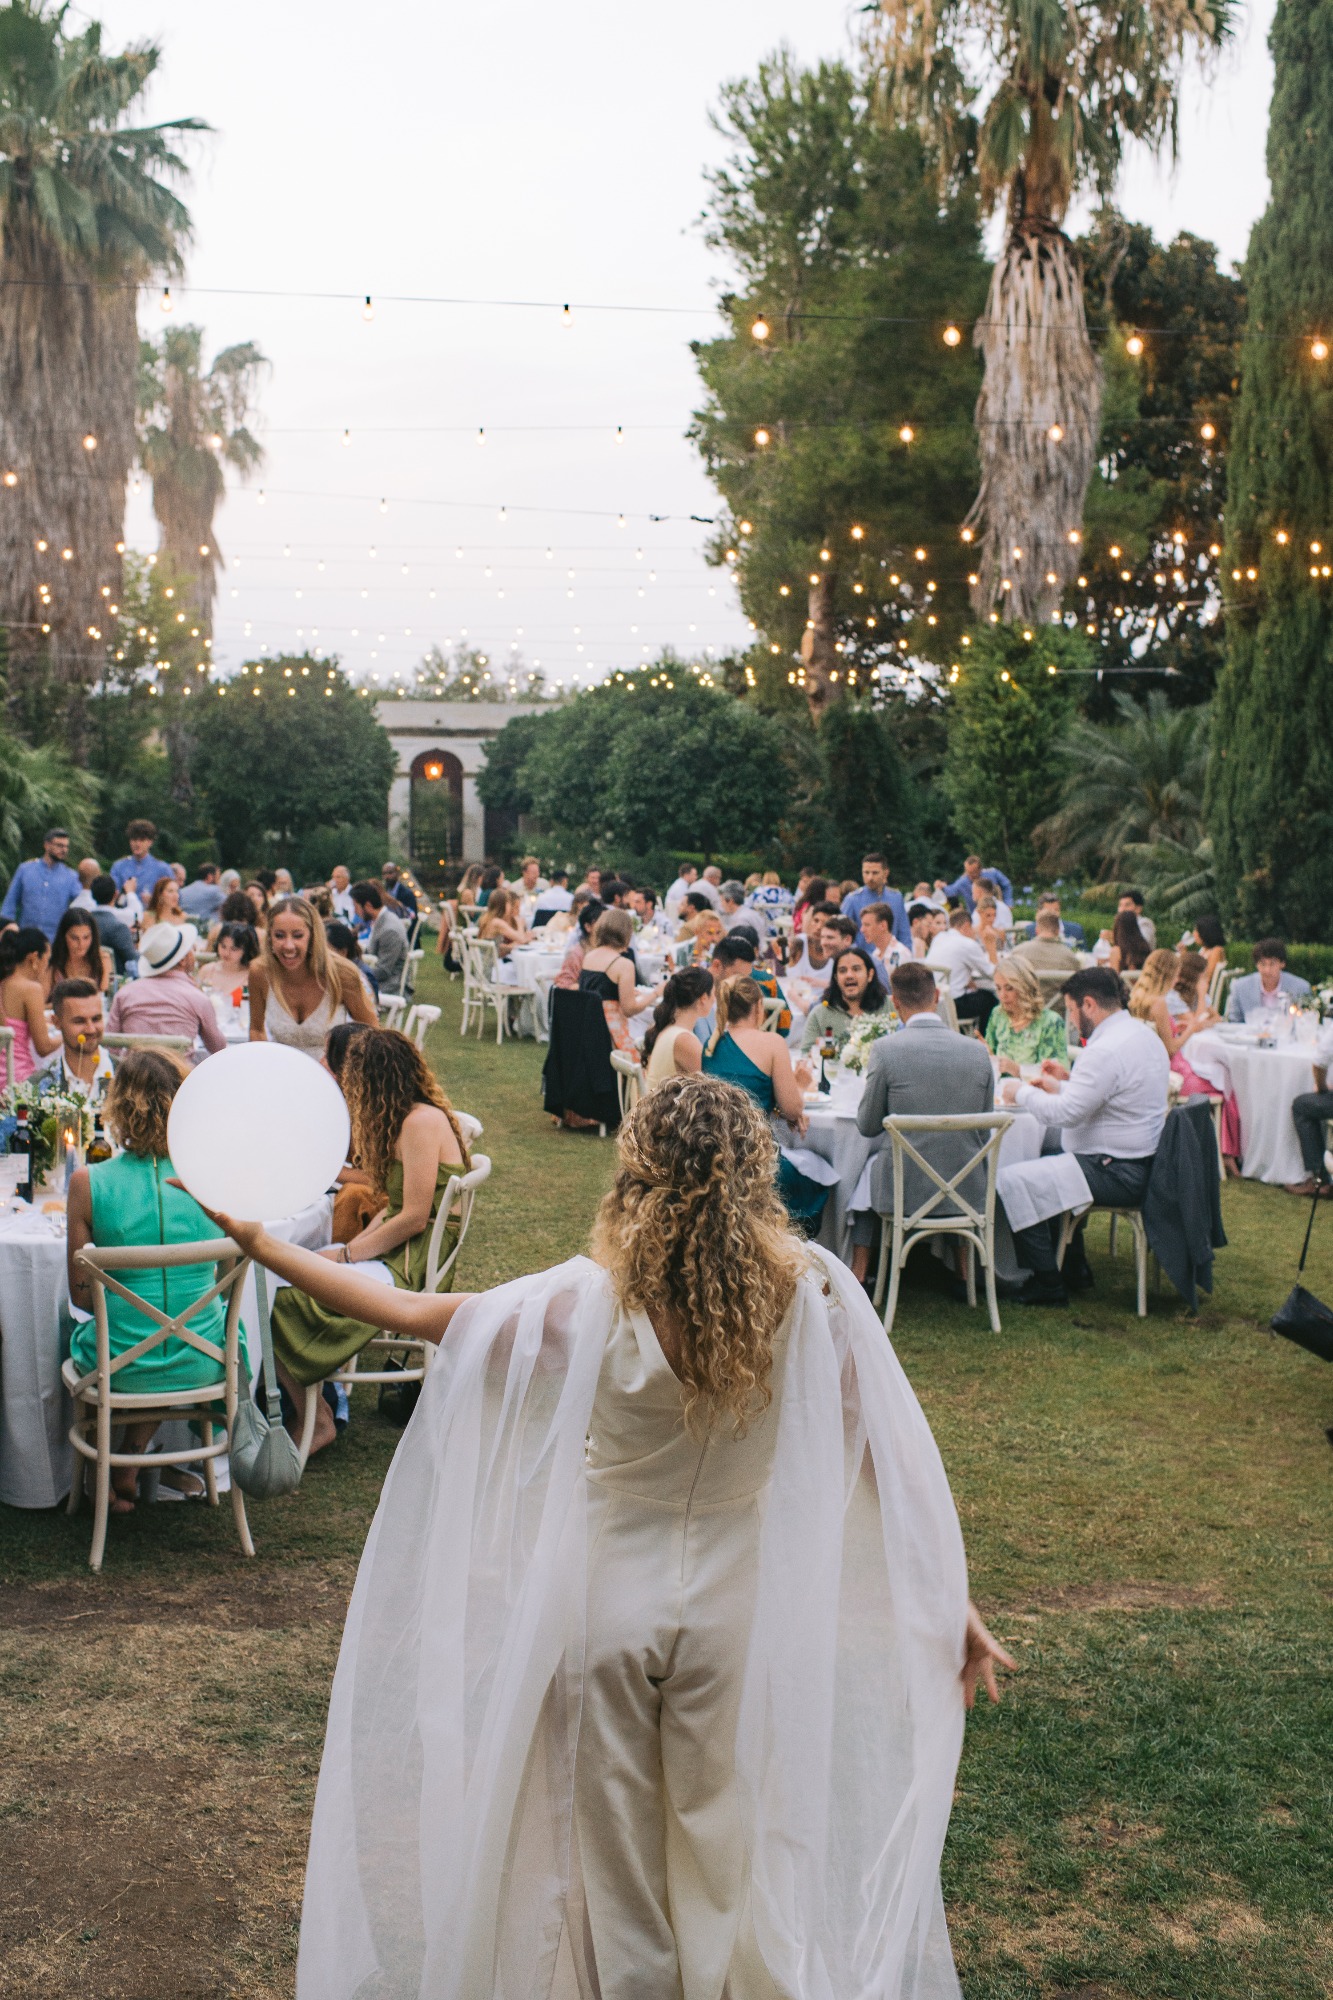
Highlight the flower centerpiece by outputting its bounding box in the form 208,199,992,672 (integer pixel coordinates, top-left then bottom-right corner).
1314,985,1333,1023
1,1080,94,1187
840,1011,898,1075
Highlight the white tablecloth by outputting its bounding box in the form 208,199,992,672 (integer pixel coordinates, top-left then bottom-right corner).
0,1191,333,1510
1186,1029,1320,1184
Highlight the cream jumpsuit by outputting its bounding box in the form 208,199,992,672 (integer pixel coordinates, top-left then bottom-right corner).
567,1304,790,2000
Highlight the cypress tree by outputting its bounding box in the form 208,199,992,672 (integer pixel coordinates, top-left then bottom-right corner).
1208,0,1333,938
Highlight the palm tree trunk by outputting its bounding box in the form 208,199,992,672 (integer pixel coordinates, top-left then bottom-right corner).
800,569,840,720
154,478,219,632
0,230,134,757
966,223,1101,624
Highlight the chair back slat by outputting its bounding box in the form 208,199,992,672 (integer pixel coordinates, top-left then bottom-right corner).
424,1155,492,1292
70,1239,248,1397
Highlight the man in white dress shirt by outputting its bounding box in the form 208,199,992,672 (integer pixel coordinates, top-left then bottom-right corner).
860,901,906,987
663,863,699,922
997,967,1169,1304
926,908,997,1031
34,981,115,1104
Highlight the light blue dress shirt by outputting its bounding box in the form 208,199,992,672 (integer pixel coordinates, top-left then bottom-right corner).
0,856,80,939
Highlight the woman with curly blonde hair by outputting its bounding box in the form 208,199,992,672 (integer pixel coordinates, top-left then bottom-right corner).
204,1074,1010,1996
267,1027,470,1453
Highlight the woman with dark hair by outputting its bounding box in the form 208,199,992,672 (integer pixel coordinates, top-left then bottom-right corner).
208,889,260,948
243,880,270,930
0,925,57,1079
554,895,604,990
579,907,662,1053
642,967,713,1082
202,1077,1010,1997
1192,913,1227,992
268,1028,471,1455
325,919,378,999
46,906,111,996
1107,910,1151,975
198,921,260,996
799,945,890,1053
792,874,829,932
476,864,503,910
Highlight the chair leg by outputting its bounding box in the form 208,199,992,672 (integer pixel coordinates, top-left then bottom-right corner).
883,1225,905,1333
66,1413,86,1514
230,1473,255,1558
982,1241,1002,1334
201,1419,218,1505
1108,1214,1119,1259
297,1383,322,1471
964,1240,976,1309
1135,1219,1148,1318
90,1401,111,1573
872,1216,889,1310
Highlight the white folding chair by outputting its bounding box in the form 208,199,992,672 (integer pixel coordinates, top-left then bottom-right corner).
760,993,786,1032
378,994,407,1030
1207,962,1234,1016
459,936,502,1038
298,1155,493,1465
872,1112,1014,1334
454,1111,483,1142
64,1237,254,1571
402,1003,442,1050
1059,1205,1151,1317
0,1024,13,1091
611,1048,644,1119
103,1033,193,1057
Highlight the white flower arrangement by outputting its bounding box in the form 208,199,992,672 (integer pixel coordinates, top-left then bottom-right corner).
2,1081,94,1184
839,1012,897,1075
1315,985,1333,1022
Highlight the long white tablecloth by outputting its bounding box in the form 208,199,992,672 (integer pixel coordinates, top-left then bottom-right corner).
0,1191,333,1510
1185,1029,1319,1185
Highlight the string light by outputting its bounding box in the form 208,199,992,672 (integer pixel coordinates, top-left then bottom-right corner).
2,472,15,487
898,424,914,444
942,324,961,347
1047,424,1063,442
1312,338,1329,361
754,427,770,447
1200,422,1216,441
82,433,96,452
363,295,374,321
851,524,864,540
159,286,173,314
751,316,770,341
476,428,485,445
1126,333,1144,357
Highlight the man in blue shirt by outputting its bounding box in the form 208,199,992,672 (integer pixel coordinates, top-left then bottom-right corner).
840,852,910,950
180,862,225,924
940,854,1015,913
1,827,80,940
110,818,174,902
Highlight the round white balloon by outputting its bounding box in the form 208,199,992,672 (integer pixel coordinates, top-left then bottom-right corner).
167,1043,350,1221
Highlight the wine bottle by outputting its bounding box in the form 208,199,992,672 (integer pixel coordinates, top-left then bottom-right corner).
87,1114,112,1166
10,1105,34,1204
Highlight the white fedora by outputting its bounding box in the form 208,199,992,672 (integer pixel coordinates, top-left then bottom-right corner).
137,922,200,977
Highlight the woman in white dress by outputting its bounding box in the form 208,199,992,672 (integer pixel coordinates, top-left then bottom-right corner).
246,896,377,1055
203,1076,1011,1999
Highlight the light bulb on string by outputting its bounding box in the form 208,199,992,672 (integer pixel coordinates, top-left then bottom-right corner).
1200,422,1216,441
750,315,770,341
615,426,624,443
1048,424,1064,442
898,424,915,444
341,428,351,447
475,428,485,446
942,324,961,347
1312,338,1329,362
1126,333,1144,357
82,433,97,452
159,287,173,314
562,303,572,325
363,295,375,321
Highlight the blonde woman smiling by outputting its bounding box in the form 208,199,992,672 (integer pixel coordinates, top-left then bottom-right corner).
247,896,377,1057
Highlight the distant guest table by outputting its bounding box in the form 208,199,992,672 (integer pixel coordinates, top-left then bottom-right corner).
0,1191,333,1510
1186,1027,1320,1185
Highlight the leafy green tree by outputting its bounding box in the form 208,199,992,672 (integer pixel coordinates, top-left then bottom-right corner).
814,700,925,882
1033,689,1210,877
1207,0,1333,938
0,717,97,890
0,2,202,751
189,655,396,872
942,624,1085,883
692,51,988,715
1074,217,1245,708
138,325,266,632
866,0,1233,625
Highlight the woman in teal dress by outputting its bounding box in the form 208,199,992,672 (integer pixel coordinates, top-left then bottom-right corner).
702,976,827,1230
66,1049,231,1512
985,959,1068,1071
270,1027,470,1456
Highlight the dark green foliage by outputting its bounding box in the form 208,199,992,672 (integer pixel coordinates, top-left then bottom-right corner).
188,656,396,875
478,662,792,868
942,625,1086,885
1076,216,1245,709
692,52,989,689
814,700,925,881
1207,0,1333,938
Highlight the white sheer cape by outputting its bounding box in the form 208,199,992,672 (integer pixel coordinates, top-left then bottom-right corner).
297,1248,969,1999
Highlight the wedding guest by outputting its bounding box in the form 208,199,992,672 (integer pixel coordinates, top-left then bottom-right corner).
208,889,260,948
684,907,725,962
791,874,829,932
180,862,225,925
110,818,174,902
145,874,183,927
107,924,226,1058
476,865,503,910
908,900,945,959
325,921,378,1000
243,880,270,930
249,898,377,1055
455,863,484,913
197,921,260,996
641,967,712,1083
579,908,662,1053
662,862,699,922
1106,910,1151,974
786,901,839,985
66,1048,231,1509
859,901,905,987
1130,948,1240,1168
849,960,996,1283
719,879,768,938
1226,938,1311,1021
89,874,136,974
1033,893,1086,948
700,864,724,905
985,959,1068,1072
941,854,1014,914
1288,1014,1333,1197
703,976,824,1226
997,967,1168,1304
70,857,101,910
34,980,114,1102
547,883,594,943
478,887,531,960
382,861,417,917
714,929,789,1032
842,852,910,949
46,906,111,997
351,880,409,994
256,869,279,899
1117,888,1156,949
329,864,357,923
0,925,57,1078
973,896,1003,966
1008,908,1081,977
533,869,573,925
746,870,794,918
927,908,998,1031
800,945,891,1054
268,1028,471,1455
630,886,659,925
1192,914,1227,992
1,826,78,939
553,898,604,990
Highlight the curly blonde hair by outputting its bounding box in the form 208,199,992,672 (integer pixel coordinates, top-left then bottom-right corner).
337,1028,468,1197
591,1074,804,1435
104,1048,191,1159
1129,948,1180,1017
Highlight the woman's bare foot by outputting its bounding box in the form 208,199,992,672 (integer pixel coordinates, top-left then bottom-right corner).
110,1473,137,1513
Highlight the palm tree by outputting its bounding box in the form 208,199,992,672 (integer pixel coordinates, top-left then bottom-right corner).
865,0,1232,623
1033,689,1210,876
138,325,266,631
0,3,202,752
0,721,96,881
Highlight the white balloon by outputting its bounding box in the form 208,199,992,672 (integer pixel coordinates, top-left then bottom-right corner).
167,1042,350,1222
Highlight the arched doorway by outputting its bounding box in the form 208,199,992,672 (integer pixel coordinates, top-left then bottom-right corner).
409,749,464,875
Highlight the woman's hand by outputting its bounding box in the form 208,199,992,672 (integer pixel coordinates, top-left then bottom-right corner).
793,1058,815,1091
962,1603,1016,1708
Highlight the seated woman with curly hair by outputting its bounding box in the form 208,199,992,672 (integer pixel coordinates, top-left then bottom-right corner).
269,1027,471,1454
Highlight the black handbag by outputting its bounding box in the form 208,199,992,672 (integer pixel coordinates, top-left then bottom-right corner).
1271,1192,1333,1362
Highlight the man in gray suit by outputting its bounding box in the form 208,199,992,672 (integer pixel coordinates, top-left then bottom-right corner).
1226,937,1311,1022
848,960,995,1284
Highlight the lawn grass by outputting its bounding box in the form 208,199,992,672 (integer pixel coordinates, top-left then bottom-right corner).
1,952,1330,1997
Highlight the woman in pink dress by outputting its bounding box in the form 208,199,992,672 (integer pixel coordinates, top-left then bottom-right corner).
0,926,58,1081
1131,948,1241,1170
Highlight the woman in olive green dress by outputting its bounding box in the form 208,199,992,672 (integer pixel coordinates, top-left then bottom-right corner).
271,1027,469,1455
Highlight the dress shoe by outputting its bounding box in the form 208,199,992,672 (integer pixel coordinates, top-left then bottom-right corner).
1016,1273,1069,1307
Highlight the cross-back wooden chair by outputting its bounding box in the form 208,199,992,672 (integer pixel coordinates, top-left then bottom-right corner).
872,1112,1014,1334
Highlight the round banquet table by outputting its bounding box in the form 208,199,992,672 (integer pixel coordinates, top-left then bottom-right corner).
0,1190,334,1510
1185,1027,1321,1185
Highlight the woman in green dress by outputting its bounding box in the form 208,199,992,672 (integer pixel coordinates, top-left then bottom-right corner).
985,958,1068,1072
702,977,827,1230
271,1027,470,1455
66,1049,230,1511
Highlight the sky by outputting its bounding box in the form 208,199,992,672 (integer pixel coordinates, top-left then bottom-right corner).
91,0,1278,695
